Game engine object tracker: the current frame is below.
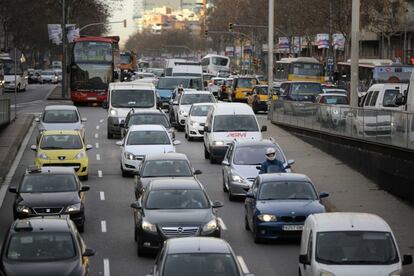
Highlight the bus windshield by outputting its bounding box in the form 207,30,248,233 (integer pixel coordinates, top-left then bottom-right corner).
120,53,132,64
74,41,112,63
292,63,323,76
71,63,112,90
212,57,229,66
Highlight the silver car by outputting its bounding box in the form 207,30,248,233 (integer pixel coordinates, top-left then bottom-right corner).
222,139,294,201
36,105,86,141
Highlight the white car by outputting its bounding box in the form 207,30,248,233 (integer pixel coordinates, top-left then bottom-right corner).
40,70,59,84
299,212,413,276
316,93,349,128
185,103,214,141
117,124,180,177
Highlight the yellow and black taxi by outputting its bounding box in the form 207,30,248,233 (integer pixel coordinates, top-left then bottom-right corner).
31,130,92,180
0,216,95,276
230,76,259,102
251,85,276,113
9,166,89,232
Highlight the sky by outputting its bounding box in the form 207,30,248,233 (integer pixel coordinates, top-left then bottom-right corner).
106,0,136,48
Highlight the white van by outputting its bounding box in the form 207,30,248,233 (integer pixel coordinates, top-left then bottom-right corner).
103,82,157,139
172,64,203,78
299,212,412,276
203,102,266,163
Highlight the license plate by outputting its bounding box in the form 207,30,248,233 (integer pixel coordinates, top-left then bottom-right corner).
283,225,303,231
87,97,97,100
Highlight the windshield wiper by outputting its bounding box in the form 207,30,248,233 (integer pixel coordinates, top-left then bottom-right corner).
41,146,62,149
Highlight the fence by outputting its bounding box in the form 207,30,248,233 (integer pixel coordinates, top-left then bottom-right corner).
0,98,11,127
269,100,414,151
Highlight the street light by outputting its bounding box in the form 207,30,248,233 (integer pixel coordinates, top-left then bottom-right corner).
79,19,127,33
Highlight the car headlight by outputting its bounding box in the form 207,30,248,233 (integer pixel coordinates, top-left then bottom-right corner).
65,203,81,213
320,270,335,276
212,141,224,146
388,270,402,276
231,173,245,183
257,214,277,222
16,205,31,214
190,121,199,127
36,152,49,159
202,218,218,233
332,109,339,115
124,152,135,160
75,150,86,159
109,108,117,116
179,109,187,116
142,219,157,232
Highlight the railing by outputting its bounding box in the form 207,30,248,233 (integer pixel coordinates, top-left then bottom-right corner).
0,98,11,127
269,100,414,151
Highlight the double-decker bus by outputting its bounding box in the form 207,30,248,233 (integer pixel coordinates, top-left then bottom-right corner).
70,36,120,105
274,57,324,83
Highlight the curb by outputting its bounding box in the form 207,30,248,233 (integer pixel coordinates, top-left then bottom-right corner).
47,85,71,101
0,114,34,184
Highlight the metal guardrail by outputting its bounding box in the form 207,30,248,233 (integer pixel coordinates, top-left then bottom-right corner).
0,98,11,127
269,100,414,151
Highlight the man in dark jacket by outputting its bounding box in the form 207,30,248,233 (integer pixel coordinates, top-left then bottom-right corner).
259,147,286,174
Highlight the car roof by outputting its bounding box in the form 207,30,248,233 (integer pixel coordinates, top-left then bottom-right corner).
42,130,81,135
254,85,268,88
11,217,73,233
319,93,348,97
181,90,212,95
234,139,275,148
144,153,188,161
212,102,254,115
109,82,154,90
166,237,232,254
160,76,201,79
129,109,164,115
25,166,76,175
258,173,311,183
149,179,201,190
129,124,167,132
281,81,322,84
310,212,392,232
44,105,78,111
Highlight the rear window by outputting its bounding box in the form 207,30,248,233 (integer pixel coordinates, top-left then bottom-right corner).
43,110,78,123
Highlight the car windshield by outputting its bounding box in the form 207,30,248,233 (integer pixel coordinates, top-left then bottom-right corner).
237,78,257,88
157,78,189,89
142,160,192,177
71,63,112,90
146,189,209,209
316,231,399,265
233,146,284,165
7,232,76,262
40,134,82,150
290,83,323,101
127,130,170,145
20,174,77,193
190,105,212,116
181,94,215,105
213,115,259,132
163,253,239,276
256,87,268,95
43,110,79,123
128,114,170,128
322,95,349,104
258,181,317,200
383,89,402,107
111,90,154,108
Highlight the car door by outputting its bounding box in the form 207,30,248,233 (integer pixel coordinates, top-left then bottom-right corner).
246,179,259,229
222,143,234,187
204,110,213,151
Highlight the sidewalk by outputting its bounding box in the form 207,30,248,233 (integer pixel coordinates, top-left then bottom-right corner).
47,85,70,100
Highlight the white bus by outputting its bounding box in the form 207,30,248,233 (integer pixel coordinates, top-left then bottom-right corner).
201,54,230,76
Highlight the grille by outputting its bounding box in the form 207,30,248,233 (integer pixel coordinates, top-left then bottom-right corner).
246,178,256,182
280,216,306,223
43,163,80,172
199,130,204,135
366,122,391,127
161,226,199,237
134,155,145,161
33,207,63,215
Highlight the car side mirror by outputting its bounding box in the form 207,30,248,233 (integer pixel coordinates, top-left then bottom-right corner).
212,200,224,208
287,159,295,167
119,121,125,128
130,201,142,209
173,101,178,105
34,117,40,122
102,101,109,109
83,248,95,257
116,141,123,146
204,125,211,133
81,186,90,192
132,170,140,176
222,160,230,166
319,192,329,199
299,254,310,265
261,125,267,132
246,191,255,198
81,118,87,123
173,140,181,146
194,169,202,175
8,187,17,193
30,145,37,151
255,165,261,170
403,254,413,265
86,144,93,151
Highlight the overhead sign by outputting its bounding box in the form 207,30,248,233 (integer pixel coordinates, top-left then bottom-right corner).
316,33,329,49
48,24,62,45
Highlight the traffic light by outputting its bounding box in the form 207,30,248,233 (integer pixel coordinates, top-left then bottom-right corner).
204,30,208,38
228,23,233,32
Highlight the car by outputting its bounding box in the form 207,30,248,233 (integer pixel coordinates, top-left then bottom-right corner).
28,70,42,84
218,78,233,101
40,70,59,84
299,213,413,276
229,76,260,102
130,179,223,256
54,69,62,82
251,85,271,113
279,81,323,103
204,103,267,164
31,130,93,180
120,109,174,139
147,237,254,276
173,90,216,130
0,216,95,276
134,153,202,199
222,139,294,200
316,93,350,128
244,173,329,243
208,77,226,97
35,105,86,141
185,103,214,140
9,166,89,232
117,124,180,177
322,88,348,95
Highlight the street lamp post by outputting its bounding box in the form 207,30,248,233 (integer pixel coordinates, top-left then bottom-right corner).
350,0,360,107
268,0,274,97
61,0,67,99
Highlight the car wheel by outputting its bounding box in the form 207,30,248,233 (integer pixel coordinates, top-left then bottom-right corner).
121,166,128,177
137,236,147,257
253,226,262,244
204,145,210,159
107,132,113,139
78,222,85,233
81,175,88,181
244,213,250,231
222,173,228,192
228,187,236,201
210,156,216,164
298,268,302,276
185,131,188,139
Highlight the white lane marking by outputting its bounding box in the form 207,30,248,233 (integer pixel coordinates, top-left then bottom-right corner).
103,258,110,276
98,170,103,178
95,142,99,149
96,154,101,161
218,218,227,230
100,119,104,123
96,125,100,130
94,133,99,139
237,256,250,274
100,191,105,201
0,121,36,208
101,220,107,233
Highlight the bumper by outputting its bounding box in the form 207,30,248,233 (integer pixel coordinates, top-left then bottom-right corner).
108,116,124,135
35,159,88,177
210,146,228,160
71,91,107,103
255,221,304,239
187,124,204,137
253,101,268,111
122,157,143,172
229,181,252,196
16,210,84,226
178,115,188,126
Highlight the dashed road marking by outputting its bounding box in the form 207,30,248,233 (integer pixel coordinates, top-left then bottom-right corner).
103,259,110,276
237,256,250,274
95,143,99,149
100,191,105,201
100,119,104,123
218,217,227,230
98,170,103,178
96,154,101,161
94,133,99,139
101,220,107,233
96,125,100,130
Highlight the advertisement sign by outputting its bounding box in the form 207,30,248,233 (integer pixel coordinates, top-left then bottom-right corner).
48,24,62,45
316,33,329,49
66,24,80,43
225,46,234,57
278,37,290,53
332,33,345,51
292,37,302,54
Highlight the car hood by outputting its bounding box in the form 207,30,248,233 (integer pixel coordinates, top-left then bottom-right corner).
145,209,213,226
138,176,195,189
179,105,191,114
3,258,81,276
38,122,82,132
256,200,325,215
39,149,85,160
315,264,401,276
232,165,259,182
19,192,79,206
188,116,207,124
125,145,175,155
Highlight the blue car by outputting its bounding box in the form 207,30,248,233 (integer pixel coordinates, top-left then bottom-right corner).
244,173,328,243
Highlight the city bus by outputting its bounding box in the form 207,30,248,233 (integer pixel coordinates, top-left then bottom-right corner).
70,36,120,105
274,57,324,83
201,54,230,76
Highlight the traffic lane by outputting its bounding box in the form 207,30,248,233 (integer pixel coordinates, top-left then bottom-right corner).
175,131,300,276
3,84,56,105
